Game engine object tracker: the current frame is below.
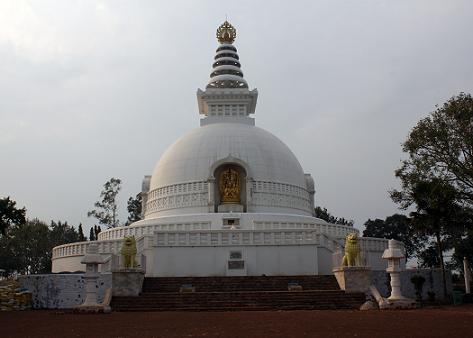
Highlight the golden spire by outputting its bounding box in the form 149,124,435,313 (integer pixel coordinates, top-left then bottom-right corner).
216,20,236,44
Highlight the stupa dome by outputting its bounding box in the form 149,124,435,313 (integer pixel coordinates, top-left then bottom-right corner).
151,123,306,188
145,122,312,218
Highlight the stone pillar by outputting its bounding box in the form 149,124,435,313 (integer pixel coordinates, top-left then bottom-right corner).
389,271,403,300
464,257,471,294
83,264,99,306
246,177,253,207
141,175,151,218
304,173,315,215
208,178,215,212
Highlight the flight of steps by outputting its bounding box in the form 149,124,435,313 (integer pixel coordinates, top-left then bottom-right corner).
111,275,365,311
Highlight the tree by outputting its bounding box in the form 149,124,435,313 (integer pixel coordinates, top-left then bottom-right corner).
418,244,442,268
47,220,82,272
78,223,86,241
390,93,473,294
94,225,102,238
0,197,26,236
0,218,83,275
49,221,80,248
363,214,424,259
89,227,96,241
126,193,142,225
409,179,466,298
314,206,354,226
391,93,473,209
87,225,101,241
87,178,122,228
0,219,50,274
451,227,473,272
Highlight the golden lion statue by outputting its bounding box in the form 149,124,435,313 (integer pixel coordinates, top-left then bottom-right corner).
120,236,137,269
342,233,361,267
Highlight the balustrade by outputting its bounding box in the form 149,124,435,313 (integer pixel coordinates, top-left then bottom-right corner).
52,228,391,261
153,229,321,247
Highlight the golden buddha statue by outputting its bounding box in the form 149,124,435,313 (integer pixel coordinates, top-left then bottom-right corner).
219,168,240,204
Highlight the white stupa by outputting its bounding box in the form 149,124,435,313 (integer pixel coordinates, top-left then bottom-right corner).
52,21,389,276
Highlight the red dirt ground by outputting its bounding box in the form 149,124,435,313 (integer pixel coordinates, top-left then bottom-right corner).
2,305,472,338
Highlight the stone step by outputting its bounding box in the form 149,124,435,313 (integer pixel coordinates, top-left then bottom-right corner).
111,305,359,312
115,294,356,303
111,275,364,312
112,300,364,308
111,290,365,311
112,303,364,310
142,275,340,293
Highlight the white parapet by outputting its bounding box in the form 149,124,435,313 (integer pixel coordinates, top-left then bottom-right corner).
52,221,389,276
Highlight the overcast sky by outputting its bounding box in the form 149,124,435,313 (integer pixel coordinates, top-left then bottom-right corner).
1,0,472,235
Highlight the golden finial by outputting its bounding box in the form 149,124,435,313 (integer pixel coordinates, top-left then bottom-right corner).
216,20,236,44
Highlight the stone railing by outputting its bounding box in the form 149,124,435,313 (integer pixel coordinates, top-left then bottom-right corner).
153,229,323,247
359,237,392,252
98,221,212,241
253,221,357,239
136,235,154,253
52,239,123,260
53,230,329,261
52,231,390,263
97,219,357,242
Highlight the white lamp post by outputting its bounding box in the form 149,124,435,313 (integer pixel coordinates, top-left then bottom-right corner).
378,239,417,309
382,239,405,300
74,243,110,312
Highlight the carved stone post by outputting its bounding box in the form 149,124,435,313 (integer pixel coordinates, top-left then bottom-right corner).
246,177,253,208
207,177,215,212
382,240,405,301
379,239,417,309
74,243,110,313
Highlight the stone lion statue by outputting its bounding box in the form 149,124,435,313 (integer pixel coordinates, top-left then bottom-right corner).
342,233,361,267
120,236,137,269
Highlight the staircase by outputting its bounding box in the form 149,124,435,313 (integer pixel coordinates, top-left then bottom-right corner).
111,275,365,311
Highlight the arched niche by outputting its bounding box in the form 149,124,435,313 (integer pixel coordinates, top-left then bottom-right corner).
212,163,247,213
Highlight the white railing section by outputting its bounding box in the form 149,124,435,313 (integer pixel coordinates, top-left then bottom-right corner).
253,221,357,239
97,220,357,242
98,222,211,241
52,239,123,260
359,237,392,252
154,230,321,247
136,235,154,253
52,232,390,261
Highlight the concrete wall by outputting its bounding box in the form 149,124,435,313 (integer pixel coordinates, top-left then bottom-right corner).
19,269,452,309
18,273,111,309
317,247,333,275
372,268,452,301
364,251,388,270
149,245,320,277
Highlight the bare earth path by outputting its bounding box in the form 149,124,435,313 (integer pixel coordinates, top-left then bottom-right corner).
2,305,472,338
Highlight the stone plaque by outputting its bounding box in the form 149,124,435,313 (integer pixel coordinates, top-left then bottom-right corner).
228,260,245,270
229,251,242,260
